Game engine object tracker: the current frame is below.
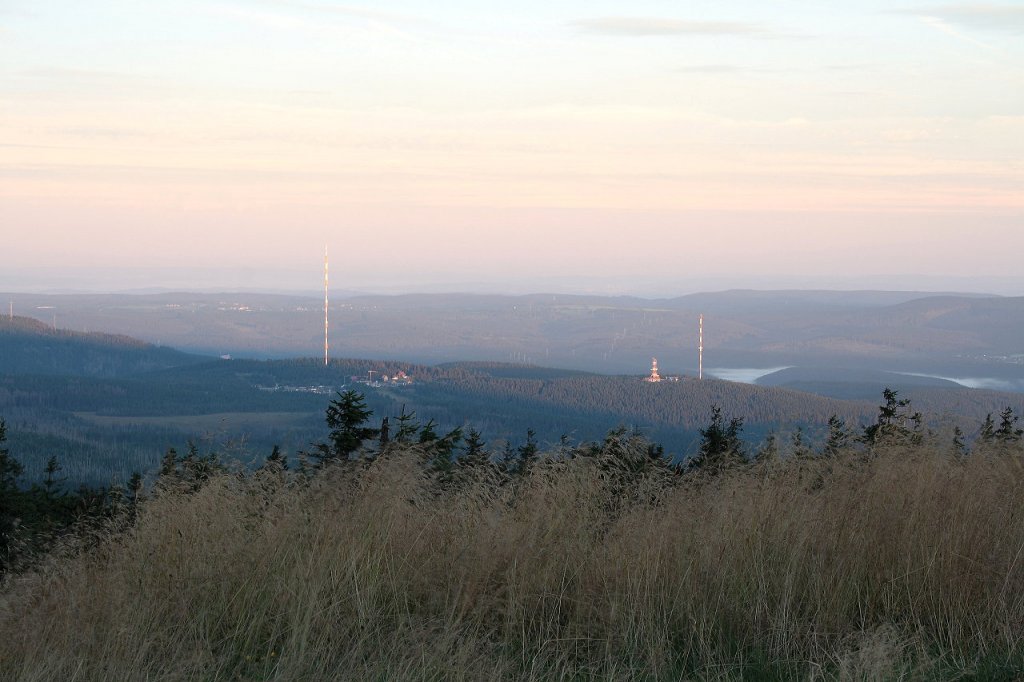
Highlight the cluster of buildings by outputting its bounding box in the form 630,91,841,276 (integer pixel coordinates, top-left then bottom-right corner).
256,383,336,395
255,370,414,394
352,370,414,388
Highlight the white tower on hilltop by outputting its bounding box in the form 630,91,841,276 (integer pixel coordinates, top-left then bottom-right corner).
324,245,329,367
646,357,662,382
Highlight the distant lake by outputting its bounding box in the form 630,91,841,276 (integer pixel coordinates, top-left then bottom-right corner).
706,367,792,384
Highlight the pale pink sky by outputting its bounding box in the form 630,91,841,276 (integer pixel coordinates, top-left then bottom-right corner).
2,1,1023,294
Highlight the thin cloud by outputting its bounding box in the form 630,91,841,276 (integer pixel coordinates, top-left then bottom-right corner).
573,17,767,37
896,4,1024,35
824,63,875,71
675,65,742,74
207,1,429,39
920,15,997,50
17,68,168,94
674,64,787,74
258,0,426,27
21,67,148,83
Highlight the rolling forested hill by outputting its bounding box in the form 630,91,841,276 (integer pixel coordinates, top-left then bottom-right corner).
0,315,206,377
4,322,1024,486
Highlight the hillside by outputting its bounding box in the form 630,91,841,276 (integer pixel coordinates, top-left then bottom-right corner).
5,344,1024,484
3,306,1024,486
0,315,207,377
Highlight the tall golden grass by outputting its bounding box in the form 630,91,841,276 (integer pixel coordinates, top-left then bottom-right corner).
2,440,1024,680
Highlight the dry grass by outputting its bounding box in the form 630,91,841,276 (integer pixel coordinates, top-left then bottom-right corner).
2,442,1024,681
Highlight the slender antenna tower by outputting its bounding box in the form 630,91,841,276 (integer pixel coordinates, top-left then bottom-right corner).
324,245,329,367
8,299,12,321
698,314,704,380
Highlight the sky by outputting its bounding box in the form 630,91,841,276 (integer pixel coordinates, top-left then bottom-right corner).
2,1,1023,295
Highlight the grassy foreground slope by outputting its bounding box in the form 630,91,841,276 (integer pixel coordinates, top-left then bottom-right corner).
2,440,1024,680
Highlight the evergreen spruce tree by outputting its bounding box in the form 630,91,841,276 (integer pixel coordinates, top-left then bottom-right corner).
823,415,851,456
264,445,288,471
394,405,420,444
461,429,488,468
42,456,62,496
689,406,746,473
432,426,463,461
996,407,1023,443
324,390,378,460
128,471,144,510
517,428,539,475
791,427,811,459
756,431,779,465
179,441,224,491
499,441,517,474
423,425,463,479
557,433,573,459
862,388,922,446
979,414,997,444
158,447,179,480
418,419,439,445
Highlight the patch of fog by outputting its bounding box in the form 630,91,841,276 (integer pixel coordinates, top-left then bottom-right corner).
956,378,1021,391
707,367,792,384
896,372,1022,393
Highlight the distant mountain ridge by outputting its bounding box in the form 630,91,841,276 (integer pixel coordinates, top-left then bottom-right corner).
3,289,1023,385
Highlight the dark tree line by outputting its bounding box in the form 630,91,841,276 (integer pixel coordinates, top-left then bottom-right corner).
3,385,1022,576
294,387,1024,484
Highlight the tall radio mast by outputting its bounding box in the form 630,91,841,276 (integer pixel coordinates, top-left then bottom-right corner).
324,245,329,367
699,314,704,381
